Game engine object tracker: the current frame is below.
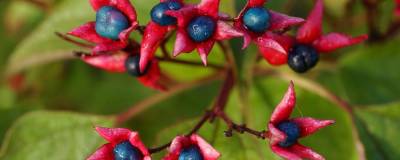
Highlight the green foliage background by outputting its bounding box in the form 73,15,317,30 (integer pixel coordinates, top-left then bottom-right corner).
0,0,399,159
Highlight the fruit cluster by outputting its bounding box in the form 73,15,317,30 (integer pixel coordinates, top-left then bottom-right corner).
87,82,334,160
67,0,367,90
61,0,368,159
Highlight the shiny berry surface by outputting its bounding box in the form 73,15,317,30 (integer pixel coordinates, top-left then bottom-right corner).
288,44,319,73
113,141,143,160
277,121,300,148
95,6,130,40
186,16,216,42
243,7,271,33
178,145,204,160
151,1,182,26
125,55,147,77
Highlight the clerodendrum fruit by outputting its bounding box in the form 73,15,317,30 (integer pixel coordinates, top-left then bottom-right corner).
243,7,271,33
178,145,204,160
113,141,143,160
287,44,319,73
277,121,300,148
95,6,130,40
125,55,148,77
186,16,216,42
151,1,182,26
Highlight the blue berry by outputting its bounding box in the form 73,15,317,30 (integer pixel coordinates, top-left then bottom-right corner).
288,44,319,73
95,6,130,40
125,55,148,77
151,1,182,26
186,16,216,42
277,121,300,148
243,7,271,33
113,141,143,160
178,145,204,160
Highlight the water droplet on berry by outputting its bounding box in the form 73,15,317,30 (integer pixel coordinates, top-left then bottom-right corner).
113,141,143,160
95,6,130,40
186,16,216,42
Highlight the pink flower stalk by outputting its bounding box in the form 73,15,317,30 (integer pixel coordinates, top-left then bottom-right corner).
77,51,166,91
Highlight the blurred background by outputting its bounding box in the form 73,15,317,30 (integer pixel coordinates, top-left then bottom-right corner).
0,0,399,159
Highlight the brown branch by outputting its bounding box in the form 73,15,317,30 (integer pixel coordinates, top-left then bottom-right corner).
216,112,266,139
149,69,237,154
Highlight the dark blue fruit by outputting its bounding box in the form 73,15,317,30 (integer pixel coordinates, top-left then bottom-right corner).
288,44,319,73
178,145,204,160
95,6,130,40
151,1,182,26
277,121,300,148
125,55,148,77
243,7,271,33
113,141,143,160
186,16,216,42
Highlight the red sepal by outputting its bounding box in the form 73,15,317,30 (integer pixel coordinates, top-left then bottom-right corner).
269,11,304,31
69,0,138,54
269,81,296,124
163,134,220,160
166,1,242,65
248,0,266,7
395,0,400,16
79,52,166,91
87,143,114,160
296,0,323,44
292,118,335,138
87,127,151,160
139,22,170,72
79,52,128,73
312,33,368,53
267,82,334,160
256,33,294,65
138,59,167,91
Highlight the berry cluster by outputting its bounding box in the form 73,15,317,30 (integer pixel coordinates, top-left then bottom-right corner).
60,0,368,159
67,0,367,90
88,82,334,160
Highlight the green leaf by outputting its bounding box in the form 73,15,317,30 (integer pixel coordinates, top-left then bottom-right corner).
0,111,114,160
339,40,400,105
356,102,400,160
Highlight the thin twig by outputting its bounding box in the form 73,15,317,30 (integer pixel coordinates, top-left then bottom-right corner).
216,112,266,139
149,69,237,154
